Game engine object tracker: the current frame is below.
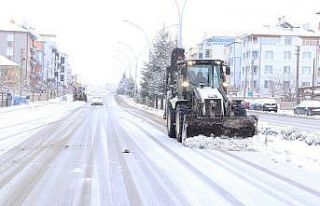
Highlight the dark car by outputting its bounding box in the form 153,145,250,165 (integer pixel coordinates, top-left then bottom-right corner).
91,96,103,106
293,100,320,116
262,99,278,112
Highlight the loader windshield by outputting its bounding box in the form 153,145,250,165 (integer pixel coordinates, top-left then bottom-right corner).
187,64,221,88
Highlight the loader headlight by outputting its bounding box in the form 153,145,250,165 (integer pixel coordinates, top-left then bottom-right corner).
222,82,229,87
182,81,189,87
187,60,195,66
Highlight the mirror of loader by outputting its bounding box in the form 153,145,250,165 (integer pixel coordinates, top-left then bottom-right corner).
225,66,231,75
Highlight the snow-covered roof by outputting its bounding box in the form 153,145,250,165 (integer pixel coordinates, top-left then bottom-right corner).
243,25,320,38
297,100,320,107
0,55,19,66
0,22,28,33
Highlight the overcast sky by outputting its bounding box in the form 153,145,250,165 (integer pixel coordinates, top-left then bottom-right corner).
0,0,319,85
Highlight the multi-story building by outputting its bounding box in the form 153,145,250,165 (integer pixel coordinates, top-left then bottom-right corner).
0,21,72,98
239,23,320,98
0,22,36,93
188,35,235,60
40,34,58,85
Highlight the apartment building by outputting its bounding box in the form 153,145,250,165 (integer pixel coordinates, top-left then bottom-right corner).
188,36,235,60
240,24,320,98
0,22,36,92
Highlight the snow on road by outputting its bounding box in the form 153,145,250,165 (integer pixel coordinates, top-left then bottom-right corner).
0,94,320,205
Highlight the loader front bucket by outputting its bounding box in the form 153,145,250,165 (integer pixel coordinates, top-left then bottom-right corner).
183,115,257,139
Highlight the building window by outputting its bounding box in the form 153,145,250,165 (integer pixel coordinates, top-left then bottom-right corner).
260,37,280,45
252,51,258,59
198,53,203,59
264,80,272,88
283,66,291,74
252,66,258,75
7,41,13,48
6,47,13,56
302,82,310,87
302,66,311,75
302,52,311,60
7,55,13,60
284,51,291,60
284,37,292,45
265,51,274,59
302,38,319,46
264,65,273,74
253,80,257,89
6,33,14,41
252,36,258,44
205,49,210,58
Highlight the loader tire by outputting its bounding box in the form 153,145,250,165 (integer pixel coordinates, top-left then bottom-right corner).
175,105,183,143
167,107,176,138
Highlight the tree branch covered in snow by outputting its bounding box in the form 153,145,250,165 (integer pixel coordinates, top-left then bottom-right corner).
140,27,176,106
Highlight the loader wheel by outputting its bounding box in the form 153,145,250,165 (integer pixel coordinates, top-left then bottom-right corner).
167,108,176,138
175,105,183,143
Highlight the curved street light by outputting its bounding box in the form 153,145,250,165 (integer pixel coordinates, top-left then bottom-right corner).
173,0,188,47
113,49,135,78
123,19,151,51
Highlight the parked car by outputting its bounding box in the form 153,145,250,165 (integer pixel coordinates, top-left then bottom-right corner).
249,99,263,110
293,100,320,116
243,99,254,109
261,98,278,112
91,96,103,106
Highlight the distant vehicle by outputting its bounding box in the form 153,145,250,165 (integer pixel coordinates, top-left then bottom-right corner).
293,100,320,116
249,99,263,110
91,96,103,106
73,84,87,102
261,98,278,112
243,99,253,109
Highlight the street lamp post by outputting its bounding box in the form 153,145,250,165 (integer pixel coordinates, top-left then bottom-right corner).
123,20,151,52
173,0,188,48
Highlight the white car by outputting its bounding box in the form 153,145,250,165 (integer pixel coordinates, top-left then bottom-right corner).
91,96,103,106
293,100,320,116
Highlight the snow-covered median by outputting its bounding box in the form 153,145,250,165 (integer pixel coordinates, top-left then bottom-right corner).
184,123,320,172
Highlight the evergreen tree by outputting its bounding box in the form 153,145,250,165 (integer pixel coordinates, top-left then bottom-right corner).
140,27,176,105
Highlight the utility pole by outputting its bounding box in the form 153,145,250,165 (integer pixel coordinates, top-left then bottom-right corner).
295,46,300,104
19,48,25,96
312,58,316,99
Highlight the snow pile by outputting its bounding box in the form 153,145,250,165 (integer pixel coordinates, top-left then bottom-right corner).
184,123,320,172
260,126,320,146
183,135,258,151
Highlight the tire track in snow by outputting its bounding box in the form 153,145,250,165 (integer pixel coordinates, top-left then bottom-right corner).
108,111,191,206
119,113,244,205
116,96,320,203
105,113,143,206
0,108,86,205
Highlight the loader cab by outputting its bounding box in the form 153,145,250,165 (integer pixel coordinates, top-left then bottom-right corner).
177,60,225,98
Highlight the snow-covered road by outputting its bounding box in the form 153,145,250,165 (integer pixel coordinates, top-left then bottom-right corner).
1,94,320,206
